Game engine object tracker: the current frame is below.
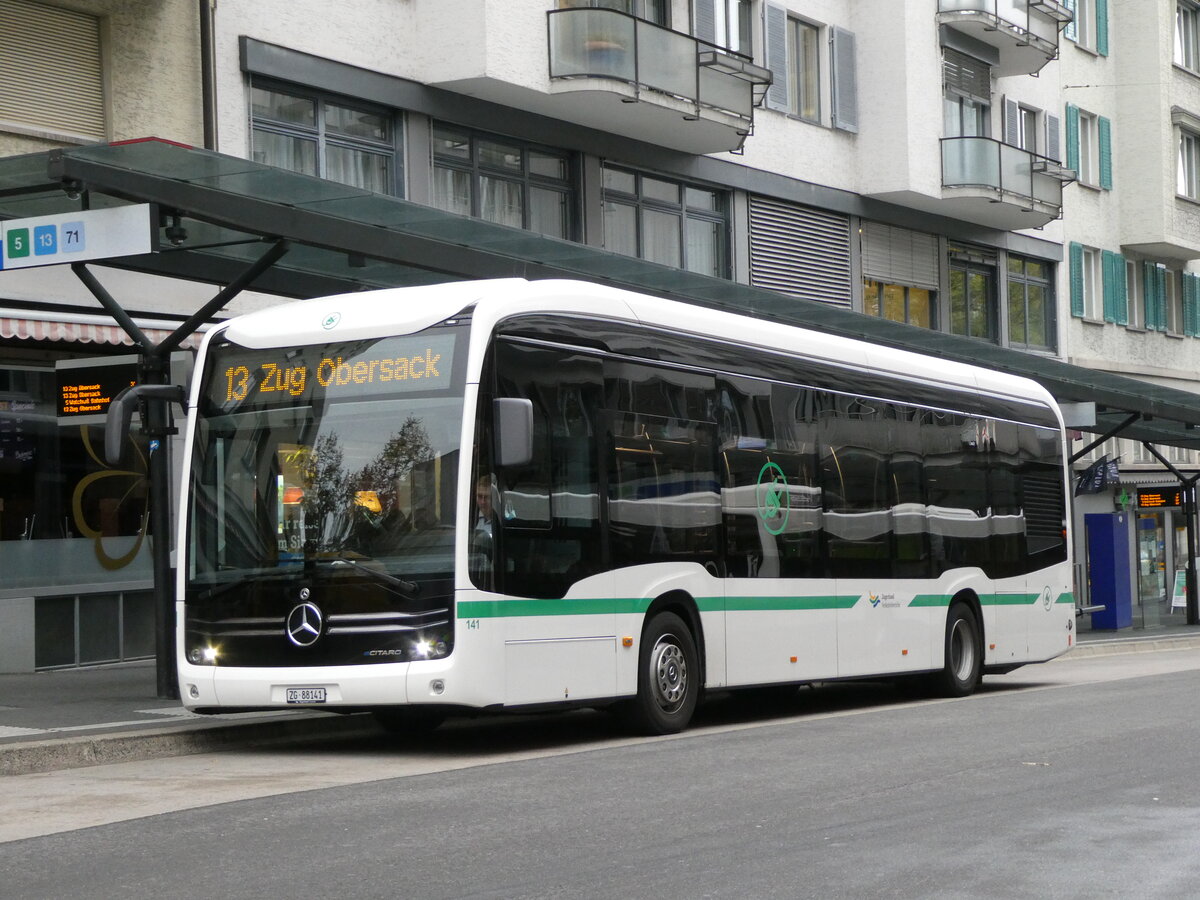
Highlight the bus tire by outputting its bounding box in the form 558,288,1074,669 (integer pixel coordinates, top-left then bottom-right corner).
626,611,699,735
935,602,982,697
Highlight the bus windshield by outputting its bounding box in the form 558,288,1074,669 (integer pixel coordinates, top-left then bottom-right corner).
188,328,465,594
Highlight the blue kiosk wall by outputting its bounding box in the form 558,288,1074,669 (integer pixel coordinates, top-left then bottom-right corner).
1086,512,1133,630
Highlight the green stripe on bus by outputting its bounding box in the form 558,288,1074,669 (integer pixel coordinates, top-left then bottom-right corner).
910,595,952,608
1056,592,1075,605
458,594,857,618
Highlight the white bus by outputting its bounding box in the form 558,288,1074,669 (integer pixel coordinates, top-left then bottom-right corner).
176,278,1074,734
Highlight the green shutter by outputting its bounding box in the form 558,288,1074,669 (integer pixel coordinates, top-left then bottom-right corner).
1114,253,1128,325
1070,242,1084,318
1066,104,1080,175
1064,0,1077,41
1101,251,1119,323
1184,273,1199,337
1099,116,1112,190
1096,0,1108,56
1157,265,1168,330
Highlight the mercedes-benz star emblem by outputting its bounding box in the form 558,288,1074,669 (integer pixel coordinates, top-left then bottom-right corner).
286,601,323,647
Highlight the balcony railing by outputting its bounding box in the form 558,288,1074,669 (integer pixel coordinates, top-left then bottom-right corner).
942,136,1072,211
547,7,770,125
937,0,1068,74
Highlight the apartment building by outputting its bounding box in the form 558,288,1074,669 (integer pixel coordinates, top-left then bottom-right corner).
1,0,1197,668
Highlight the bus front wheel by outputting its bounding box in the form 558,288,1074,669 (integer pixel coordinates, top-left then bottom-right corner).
625,611,699,735
935,603,982,697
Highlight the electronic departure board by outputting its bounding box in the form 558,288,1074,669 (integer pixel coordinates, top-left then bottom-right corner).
55,358,138,421
1136,488,1183,509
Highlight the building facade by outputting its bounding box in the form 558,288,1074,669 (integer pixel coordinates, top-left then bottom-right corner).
2,0,1198,669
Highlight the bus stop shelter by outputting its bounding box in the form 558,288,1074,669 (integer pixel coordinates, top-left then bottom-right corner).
3,138,1200,692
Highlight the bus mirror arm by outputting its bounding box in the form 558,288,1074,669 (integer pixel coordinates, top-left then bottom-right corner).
105,384,187,466
494,397,534,468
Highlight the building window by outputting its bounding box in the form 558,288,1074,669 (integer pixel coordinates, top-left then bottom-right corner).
558,0,667,26
1066,0,1108,55
943,50,991,138
864,280,934,328
431,125,576,240
1126,259,1144,328
1066,105,1111,189
1167,269,1184,334
700,0,753,55
250,82,399,195
1081,246,1101,319
1007,256,1055,351
602,166,729,277
949,246,998,341
1178,1,1200,71
1179,128,1200,200
787,17,821,122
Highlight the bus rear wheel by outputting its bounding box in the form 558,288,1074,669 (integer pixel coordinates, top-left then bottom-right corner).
625,611,699,735
935,603,982,697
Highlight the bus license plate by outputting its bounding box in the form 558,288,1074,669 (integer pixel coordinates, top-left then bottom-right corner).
286,687,326,704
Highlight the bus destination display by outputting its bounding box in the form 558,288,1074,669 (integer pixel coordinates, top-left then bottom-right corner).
208,333,458,410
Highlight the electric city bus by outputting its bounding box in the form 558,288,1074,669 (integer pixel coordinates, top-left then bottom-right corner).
174,278,1074,734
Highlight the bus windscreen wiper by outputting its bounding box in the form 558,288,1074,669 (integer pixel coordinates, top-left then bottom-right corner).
315,556,421,600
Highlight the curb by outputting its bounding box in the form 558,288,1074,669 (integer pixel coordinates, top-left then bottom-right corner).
1064,635,1200,659
0,713,380,778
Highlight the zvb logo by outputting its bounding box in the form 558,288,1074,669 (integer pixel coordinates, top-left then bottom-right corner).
1042,586,1054,612
868,592,881,608
755,461,790,536
286,601,324,647
321,312,342,331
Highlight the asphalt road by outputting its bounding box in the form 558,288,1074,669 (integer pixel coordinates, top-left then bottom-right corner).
5,650,1200,899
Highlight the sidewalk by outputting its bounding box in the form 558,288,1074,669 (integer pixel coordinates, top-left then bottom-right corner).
3,621,1200,776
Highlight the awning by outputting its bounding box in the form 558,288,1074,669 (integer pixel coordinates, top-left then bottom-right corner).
0,312,203,349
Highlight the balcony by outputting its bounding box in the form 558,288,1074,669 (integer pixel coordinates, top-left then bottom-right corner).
937,0,1071,76
940,136,1073,230
547,8,771,154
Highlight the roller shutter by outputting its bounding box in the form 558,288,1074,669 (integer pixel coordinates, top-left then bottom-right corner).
748,196,852,308
860,222,940,291
0,0,105,140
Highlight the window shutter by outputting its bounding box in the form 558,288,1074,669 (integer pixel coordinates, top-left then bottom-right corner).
1046,113,1061,163
1065,104,1080,173
748,196,852,308
763,3,790,112
1096,0,1109,56
0,0,105,140
1069,242,1084,317
1184,272,1200,337
860,222,940,291
1003,96,1020,146
943,49,991,102
830,26,858,133
1064,0,1077,41
695,0,717,44
1101,250,1117,323
1099,116,1113,189
1115,253,1128,325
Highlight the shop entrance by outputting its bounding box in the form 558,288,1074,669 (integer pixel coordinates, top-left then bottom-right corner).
1136,512,1166,627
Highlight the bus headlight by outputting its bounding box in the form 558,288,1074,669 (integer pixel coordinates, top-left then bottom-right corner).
189,645,220,665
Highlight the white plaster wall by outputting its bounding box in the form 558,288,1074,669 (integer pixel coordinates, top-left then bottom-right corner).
0,0,202,156
1059,0,1200,398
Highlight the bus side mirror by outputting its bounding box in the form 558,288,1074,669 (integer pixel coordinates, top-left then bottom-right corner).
104,384,187,466
494,397,533,468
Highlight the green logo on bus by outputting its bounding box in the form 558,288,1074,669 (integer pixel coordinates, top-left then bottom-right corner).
756,461,789,535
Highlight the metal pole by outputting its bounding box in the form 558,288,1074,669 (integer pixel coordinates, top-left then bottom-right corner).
1187,483,1199,626
141,350,179,700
